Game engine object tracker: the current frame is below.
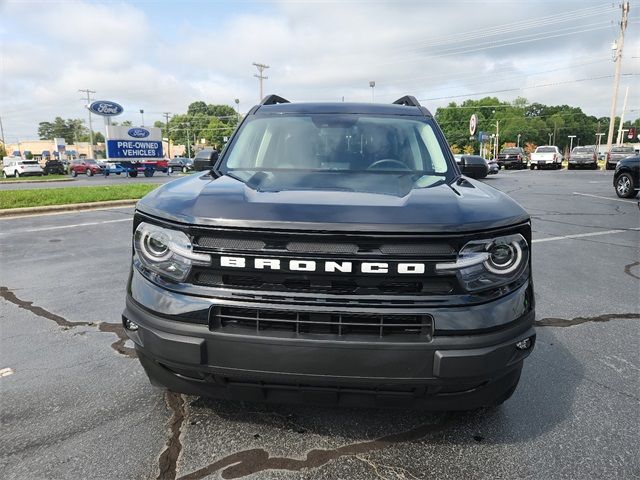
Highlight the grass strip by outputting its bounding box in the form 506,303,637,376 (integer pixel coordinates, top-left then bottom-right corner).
0,184,159,209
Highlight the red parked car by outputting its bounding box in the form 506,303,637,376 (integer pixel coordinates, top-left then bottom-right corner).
70,159,103,177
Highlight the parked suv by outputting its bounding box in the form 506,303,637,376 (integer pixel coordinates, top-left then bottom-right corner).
123,95,536,410
43,159,67,175
193,149,219,172
613,155,639,198
2,159,44,178
70,159,103,177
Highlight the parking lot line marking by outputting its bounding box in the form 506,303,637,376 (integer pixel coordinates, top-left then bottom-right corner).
572,192,639,203
533,228,640,244
21,218,131,233
0,367,15,378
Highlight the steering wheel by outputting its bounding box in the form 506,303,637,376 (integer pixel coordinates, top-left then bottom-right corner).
367,159,410,170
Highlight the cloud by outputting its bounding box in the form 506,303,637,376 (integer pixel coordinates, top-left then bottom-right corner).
1,0,638,140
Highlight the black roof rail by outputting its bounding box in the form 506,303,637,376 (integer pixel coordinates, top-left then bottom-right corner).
261,94,290,106
392,96,421,107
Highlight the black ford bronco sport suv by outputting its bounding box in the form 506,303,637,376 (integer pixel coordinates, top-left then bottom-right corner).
123,95,535,410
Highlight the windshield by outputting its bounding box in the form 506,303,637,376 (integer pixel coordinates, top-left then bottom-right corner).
220,114,453,195
536,147,556,153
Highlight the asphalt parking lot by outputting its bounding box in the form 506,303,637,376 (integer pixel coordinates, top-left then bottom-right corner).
1,168,638,480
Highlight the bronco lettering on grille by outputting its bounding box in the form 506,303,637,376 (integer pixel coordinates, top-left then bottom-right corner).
219,256,427,274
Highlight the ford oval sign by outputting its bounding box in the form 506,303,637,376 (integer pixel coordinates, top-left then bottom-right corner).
88,100,124,117
128,128,150,139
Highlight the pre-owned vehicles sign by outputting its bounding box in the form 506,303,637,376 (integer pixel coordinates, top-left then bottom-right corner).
106,126,163,159
107,140,163,158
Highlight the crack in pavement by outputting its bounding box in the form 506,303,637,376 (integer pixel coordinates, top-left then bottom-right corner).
624,261,640,280
534,312,640,327
157,391,186,480
176,415,450,480
0,286,135,359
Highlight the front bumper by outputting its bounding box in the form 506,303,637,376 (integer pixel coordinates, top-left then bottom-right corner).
124,270,536,409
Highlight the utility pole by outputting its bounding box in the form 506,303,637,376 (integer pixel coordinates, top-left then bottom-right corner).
616,85,629,145
140,109,145,127
606,1,630,154
79,89,96,158
494,120,499,159
369,81,376,102
0,114,5,146
163,112,171,159
253,62,270,101
185,123,191,159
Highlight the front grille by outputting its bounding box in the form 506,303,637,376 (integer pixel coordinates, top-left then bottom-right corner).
211,306,433,338
195,272,454,295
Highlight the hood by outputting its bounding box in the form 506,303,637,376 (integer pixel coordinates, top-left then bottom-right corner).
137,174,529,233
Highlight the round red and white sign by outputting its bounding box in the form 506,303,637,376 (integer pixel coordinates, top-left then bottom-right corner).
469,114,477,136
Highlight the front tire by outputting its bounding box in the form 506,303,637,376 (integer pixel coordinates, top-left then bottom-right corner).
182,166,188,173
530,165,535,170
15,171,20,178
615,173,637,198
86,169,93,177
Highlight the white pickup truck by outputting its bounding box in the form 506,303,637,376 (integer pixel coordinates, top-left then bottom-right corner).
530,146,563,170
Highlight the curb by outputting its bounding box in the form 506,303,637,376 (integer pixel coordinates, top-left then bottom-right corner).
0,178,76,185
0,199,139,218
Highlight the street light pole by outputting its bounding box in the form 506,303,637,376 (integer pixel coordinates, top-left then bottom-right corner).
140,109,145,127
234,98,240,123
568,135,576,156
548,133,552,144
369,81,376,102
517,133,521,148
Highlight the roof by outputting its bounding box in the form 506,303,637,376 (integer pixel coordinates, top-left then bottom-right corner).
255,102,428,116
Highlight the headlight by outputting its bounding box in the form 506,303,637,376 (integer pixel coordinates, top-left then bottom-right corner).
134,222,210,282
436,233,529,292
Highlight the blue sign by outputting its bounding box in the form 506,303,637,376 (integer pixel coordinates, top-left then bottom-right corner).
128,128,150,138
89,100,124,116
107,140,163,159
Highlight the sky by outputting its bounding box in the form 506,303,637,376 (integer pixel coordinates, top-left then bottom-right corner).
1,0,639,141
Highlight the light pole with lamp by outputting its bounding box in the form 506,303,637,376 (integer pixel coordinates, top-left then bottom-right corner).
140,109,145,127
234,98,240,123
369,81,376,102
517,133,521,148
548,133,552,145
568,135,576,159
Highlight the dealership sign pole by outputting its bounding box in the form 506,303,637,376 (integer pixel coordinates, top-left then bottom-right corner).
88,101,123,160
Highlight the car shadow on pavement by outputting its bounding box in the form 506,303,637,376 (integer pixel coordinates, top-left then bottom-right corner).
183,329,579,456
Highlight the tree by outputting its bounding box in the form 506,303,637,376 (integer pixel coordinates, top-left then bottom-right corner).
38,117,88,144
0,144,6,158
